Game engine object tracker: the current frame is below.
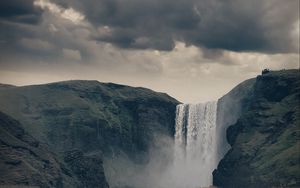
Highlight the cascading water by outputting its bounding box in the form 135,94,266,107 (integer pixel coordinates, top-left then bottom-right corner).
173,101,217,188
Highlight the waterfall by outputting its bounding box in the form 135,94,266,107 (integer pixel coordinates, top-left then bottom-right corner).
174,101,217,187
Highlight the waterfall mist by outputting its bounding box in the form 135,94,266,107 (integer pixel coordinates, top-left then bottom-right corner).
104,101,230,188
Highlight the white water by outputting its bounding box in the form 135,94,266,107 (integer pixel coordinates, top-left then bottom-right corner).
173,102,217,187
104,101,220,188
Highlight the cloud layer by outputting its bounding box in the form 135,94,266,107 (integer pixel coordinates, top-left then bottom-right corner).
0,0,299,102
1,0,299,53
51,0,298,53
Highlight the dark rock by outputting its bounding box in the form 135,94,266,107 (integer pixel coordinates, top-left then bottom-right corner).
0,112,64,188
64,150,109,188
0,112,109,188
213,69,300,187
4,159,22,166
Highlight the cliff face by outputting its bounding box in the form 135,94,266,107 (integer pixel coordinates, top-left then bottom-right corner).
216,78,255,163
0,80,179,187
0,111,65,187
213,69,300,187
0,111,109,188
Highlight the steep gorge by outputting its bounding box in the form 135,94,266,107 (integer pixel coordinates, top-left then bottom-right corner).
0,69,299,188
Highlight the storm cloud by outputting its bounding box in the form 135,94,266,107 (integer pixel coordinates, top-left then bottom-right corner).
0,0,299,102
0,0,42,24
48,0,299,53
1,0,299,54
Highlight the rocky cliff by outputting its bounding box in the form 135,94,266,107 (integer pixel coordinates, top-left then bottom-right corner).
0,80,179,187
216,78,255,163
213,69,300,187
0,111,109,188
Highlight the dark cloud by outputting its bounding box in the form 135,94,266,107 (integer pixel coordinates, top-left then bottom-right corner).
0,0,42,24
53,0,299,53
96,27,176,51
0,0,299,104
0,0,40,58
0,0,298,67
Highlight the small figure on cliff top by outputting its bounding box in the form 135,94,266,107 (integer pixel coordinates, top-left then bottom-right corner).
262,68,270,75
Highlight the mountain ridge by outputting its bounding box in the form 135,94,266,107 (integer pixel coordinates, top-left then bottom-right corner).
0,79,179,187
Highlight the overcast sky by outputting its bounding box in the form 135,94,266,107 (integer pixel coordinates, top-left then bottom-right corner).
0,0,299,103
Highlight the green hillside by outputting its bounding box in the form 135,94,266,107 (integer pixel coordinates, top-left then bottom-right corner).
0,80,179,188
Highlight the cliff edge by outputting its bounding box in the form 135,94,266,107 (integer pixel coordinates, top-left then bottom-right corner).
213,69,300,187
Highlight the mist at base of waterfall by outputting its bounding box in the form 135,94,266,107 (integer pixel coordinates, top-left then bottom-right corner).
104,102,218,188
104,134,216,188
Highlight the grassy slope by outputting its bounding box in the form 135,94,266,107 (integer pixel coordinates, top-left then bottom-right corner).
0,80,179,156
0,80,179,188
